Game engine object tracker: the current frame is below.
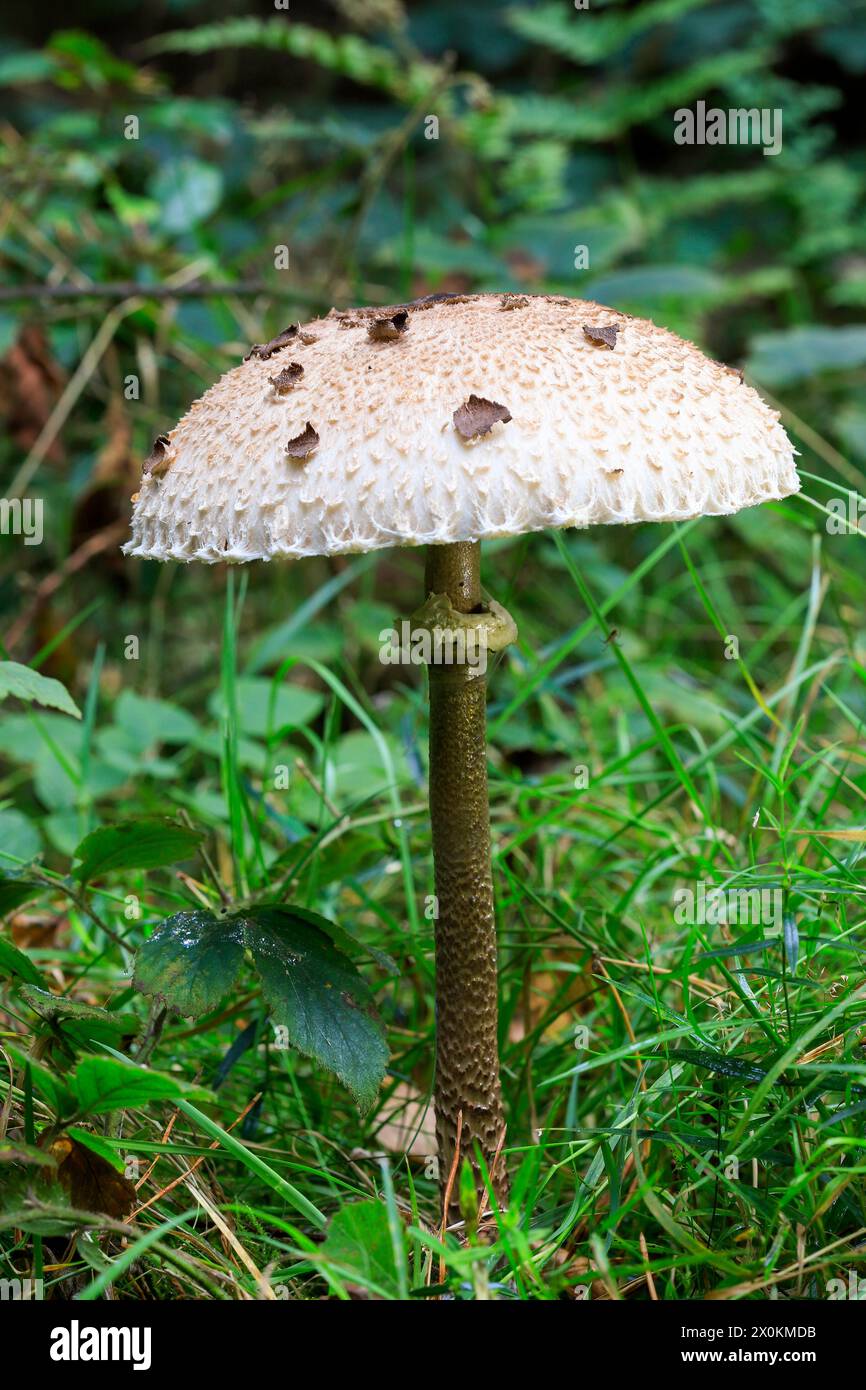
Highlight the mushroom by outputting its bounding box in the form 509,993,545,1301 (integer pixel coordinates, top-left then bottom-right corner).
124,293,799,1214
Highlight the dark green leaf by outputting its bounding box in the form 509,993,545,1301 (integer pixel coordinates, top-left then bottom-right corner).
73,818,204,882
151,156,223,234
673,1048,770,1085
4,1043,76,1117
0,810,42,869
0,934,44,985
134,909,246,1016
246,907,388,1113
19,985,140,1039
71,1056,185,1115
207,677,323,737
0,876,43,916
132,905,389,1110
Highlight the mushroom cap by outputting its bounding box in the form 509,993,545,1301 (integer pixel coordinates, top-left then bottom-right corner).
124,293,799,563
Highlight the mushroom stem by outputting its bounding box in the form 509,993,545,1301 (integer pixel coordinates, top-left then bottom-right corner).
424,540,508,1217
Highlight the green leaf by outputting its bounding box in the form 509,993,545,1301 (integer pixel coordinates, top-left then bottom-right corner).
585,264,723,305
247,907,388,1113
19,985,140,1040
4,1043,76,1117
0,810,41,869
113,690,199,751
286,900,399,977
151,156,223,234
146,18,437,104
134,910,246,1017
71,1056,184,1116
673,1048,770,1085
320,1200,406,1299
72,818,204,882
0,1139,56,1167
133,905,389,1111
0,662,80,718
746,325,866,386
0,935,44,985
0,51,58,85
67,1127,126,1172
507,0,709,65
207,677,324,738
0,875,43,916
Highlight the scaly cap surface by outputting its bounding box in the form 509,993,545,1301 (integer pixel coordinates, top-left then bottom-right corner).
124,293,799,562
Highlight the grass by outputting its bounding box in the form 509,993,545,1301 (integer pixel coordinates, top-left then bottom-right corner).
2,450,866,1301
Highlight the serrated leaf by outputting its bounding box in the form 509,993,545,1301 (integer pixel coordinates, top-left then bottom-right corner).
0,661,81,718
19,985,140,1038
134,910,246,1016
73,818,204,882
280,902,399,976
132,904,389,1110
71,1056,184,1115
247,907,388,1112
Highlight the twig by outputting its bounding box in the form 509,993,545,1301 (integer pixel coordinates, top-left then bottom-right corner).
639,1231,658,1300
438,1108,463,1284
135,1002,167,1068
135,1112,179,1191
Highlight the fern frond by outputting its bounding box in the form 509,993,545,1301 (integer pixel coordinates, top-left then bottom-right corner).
146,19,440,105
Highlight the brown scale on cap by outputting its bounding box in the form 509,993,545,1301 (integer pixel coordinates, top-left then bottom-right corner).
246,326,300,361
269,363,304,393
285,423,319,459
453,395,513,439
583,323,620,350
367,310,409,342
124,292,799,563
142,434,172,478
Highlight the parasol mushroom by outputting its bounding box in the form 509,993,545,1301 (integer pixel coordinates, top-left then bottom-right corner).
124,292,799,1214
